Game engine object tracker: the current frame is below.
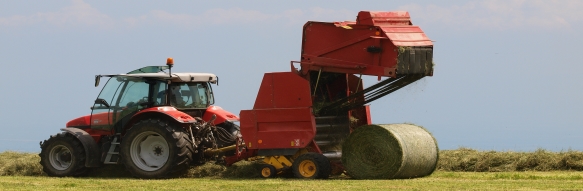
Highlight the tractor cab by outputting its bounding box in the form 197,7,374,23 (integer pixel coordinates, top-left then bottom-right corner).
90,65,218,133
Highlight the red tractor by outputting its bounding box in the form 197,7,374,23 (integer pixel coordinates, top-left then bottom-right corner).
40,58,242,178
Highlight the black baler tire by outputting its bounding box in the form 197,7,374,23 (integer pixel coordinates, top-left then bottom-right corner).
120,119,194,179
39,133,88,177
292,153,331,179
260,164,277,178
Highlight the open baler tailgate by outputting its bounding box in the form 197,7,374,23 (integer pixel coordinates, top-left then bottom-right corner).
300,11,433,78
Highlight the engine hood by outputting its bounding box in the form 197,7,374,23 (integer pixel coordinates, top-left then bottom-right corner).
66,114,91,128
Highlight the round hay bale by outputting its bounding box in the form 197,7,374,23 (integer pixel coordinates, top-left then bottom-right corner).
341,124,438,179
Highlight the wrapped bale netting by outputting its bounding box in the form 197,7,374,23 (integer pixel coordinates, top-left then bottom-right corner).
342,124,438,179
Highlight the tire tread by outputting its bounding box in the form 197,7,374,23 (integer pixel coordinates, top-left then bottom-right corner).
120,118,194,178
39,133,88,177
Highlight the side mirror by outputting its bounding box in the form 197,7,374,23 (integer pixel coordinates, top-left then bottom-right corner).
94,98,110,108
95,75,101,87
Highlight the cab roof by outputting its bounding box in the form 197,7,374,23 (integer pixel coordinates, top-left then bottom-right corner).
99,66,217,83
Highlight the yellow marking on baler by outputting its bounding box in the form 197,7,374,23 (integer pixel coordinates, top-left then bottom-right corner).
263,156,293,171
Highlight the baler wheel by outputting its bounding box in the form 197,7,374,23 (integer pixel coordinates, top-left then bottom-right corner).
120,119,194,178
39,133,88,177
292,153,331,179
260,164,277,178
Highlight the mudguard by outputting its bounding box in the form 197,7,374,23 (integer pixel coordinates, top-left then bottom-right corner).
60,128,101,167
133,106,197,123
203,106,240,125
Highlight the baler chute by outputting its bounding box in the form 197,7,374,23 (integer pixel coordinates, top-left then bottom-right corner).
233,11,438,179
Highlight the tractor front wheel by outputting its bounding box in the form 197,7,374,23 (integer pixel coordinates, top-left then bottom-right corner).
39,133,88,177
292,153,331,179
120,119,194,178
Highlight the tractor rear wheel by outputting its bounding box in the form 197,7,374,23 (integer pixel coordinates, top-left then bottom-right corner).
120,119,194,178
292,153,331,179
39,133,88,177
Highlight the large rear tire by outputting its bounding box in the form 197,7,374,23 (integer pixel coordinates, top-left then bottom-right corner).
39,133,88,177
120,119,194,178
292,153,331,179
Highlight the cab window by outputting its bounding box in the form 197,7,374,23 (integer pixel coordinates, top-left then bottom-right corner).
169,83,212,108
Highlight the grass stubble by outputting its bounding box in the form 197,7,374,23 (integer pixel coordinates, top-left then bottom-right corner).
0,171,582,190
1,148,583,190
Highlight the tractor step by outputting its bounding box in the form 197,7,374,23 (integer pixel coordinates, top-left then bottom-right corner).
104,135,121,164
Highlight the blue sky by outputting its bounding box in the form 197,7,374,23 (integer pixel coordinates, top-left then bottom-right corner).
1,0,582,152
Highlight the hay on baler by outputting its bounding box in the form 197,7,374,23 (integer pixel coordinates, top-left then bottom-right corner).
341,124,438,179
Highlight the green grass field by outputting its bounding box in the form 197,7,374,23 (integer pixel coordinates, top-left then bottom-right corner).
2,150,583,190
1,171,582,190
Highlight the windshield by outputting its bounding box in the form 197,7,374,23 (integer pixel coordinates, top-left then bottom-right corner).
167,82,213,109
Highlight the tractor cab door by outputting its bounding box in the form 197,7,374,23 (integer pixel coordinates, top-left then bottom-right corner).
91,77,125,131
91,76,158,132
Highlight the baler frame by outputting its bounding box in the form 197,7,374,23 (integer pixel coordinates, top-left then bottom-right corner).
226,11,435,178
